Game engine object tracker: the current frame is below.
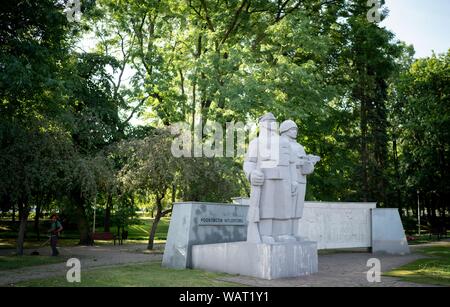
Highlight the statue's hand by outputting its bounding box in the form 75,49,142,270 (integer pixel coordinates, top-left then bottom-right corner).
301,162,315,175
291,183,298,196
250,170,264,186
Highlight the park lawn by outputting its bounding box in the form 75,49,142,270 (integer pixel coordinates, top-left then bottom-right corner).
16,261,243,287
0,217,171,249
407,233,450,245
0,255,69,270
0,238,82,250
95,217,170,241
384,241,450,286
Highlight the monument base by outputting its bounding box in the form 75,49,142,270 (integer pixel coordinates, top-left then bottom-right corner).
191,241,318,280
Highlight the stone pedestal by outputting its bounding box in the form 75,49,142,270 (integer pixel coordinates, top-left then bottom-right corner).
191,241,318,280
162,202,248,269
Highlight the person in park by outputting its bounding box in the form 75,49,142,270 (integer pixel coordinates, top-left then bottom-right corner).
48,213,63,256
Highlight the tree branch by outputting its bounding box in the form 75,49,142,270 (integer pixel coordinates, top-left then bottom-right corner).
188,0,202,17
220,0,249,46
114,32,134,100
161,208,172,216
276,0,292,21
200,0,216,31
122,95,150,125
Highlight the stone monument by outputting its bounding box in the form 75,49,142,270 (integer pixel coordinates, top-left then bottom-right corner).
191,113,321,279
161,202,248,269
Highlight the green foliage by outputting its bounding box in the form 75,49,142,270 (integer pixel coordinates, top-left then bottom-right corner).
178,158,246,202
119,129,178,199
0,0,448,249
390,51,450,221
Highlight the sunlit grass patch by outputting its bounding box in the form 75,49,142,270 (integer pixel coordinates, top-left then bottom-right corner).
0,255,68,270
15,261,243,287
384,242,450,286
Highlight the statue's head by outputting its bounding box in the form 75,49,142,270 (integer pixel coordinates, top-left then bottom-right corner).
280,120,298,139
258,112,277,132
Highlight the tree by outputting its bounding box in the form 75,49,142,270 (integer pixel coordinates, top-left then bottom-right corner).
119,130,177,249
335,0,403,205
0,0,77,254
0,0,128,247
392,51,450,225
0,118,74,254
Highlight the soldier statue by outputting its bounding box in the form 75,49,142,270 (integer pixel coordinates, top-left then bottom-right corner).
280,120,320,238
243,113,320,244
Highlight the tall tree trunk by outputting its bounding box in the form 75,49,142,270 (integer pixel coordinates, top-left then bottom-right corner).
75,203,91,245
373,92,388,207
148,194,170,250
392,137,403,216
147,210,161,250
12,203,16,223
34,202,41,241
360,98,369,202
190,34,201,149
16,203,30,256
104,193,112,232
171,184,176,212
426,201,432,221
147,194,172,249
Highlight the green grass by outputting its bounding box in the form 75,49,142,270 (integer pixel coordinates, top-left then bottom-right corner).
0,238,84,250
384,242,450,286
0,255,68,270
95,217,170,241
15,261,243,287
0,217,171,249
406,233,449,245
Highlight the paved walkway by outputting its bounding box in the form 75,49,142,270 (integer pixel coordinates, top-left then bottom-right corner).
220,252,429,287
0,243,443,287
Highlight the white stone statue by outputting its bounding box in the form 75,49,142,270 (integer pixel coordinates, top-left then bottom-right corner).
243,114,320,244
280,120,320,237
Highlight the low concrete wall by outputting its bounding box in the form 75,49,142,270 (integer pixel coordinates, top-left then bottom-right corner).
233,198,376,250
163,200,409,268
372,208,410,255
298,202,376,249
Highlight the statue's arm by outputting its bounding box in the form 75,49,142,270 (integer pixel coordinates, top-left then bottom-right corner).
300,155,319,175
243,139,258,180
244,158,257,180
295,144,315,176
243,139,264,186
